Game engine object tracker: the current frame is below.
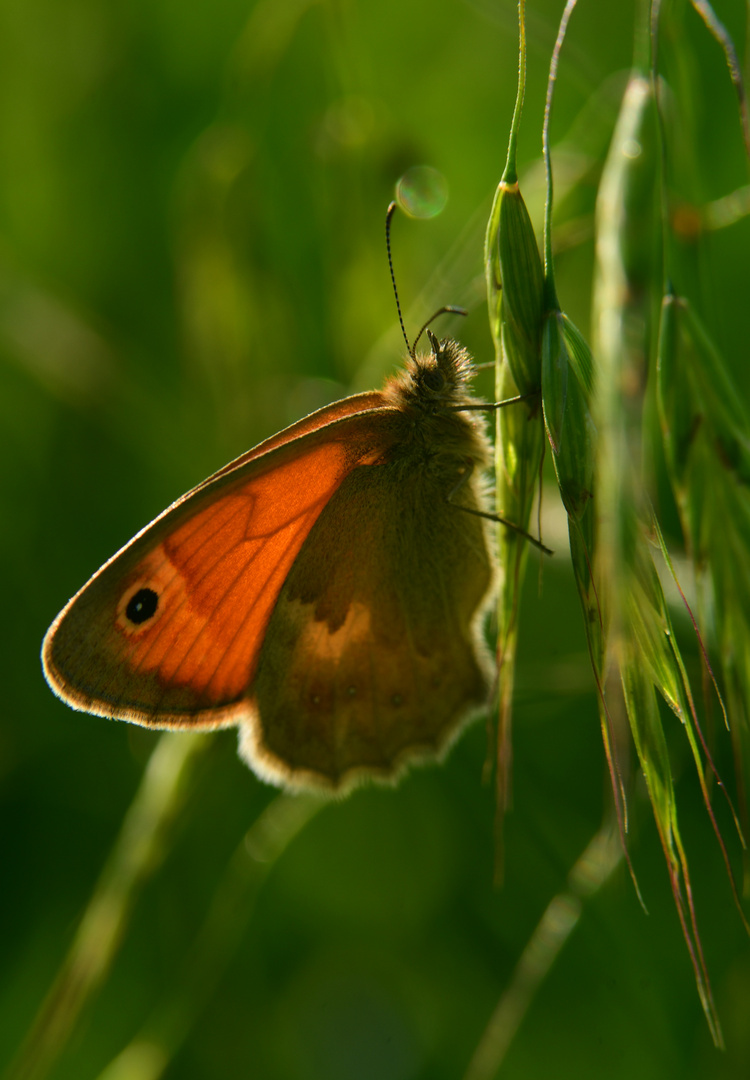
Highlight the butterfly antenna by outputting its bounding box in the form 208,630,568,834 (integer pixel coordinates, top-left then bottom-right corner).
386,202,413,358
412,306,467,354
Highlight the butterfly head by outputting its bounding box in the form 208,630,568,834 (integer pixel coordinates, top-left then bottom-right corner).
390,329,477,415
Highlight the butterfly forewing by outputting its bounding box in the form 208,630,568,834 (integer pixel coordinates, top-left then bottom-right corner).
43,400,399,725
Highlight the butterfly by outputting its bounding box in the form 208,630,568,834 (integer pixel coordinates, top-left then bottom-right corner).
42,209,538,793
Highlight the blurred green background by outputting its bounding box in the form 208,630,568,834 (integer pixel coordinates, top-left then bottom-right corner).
2,0,750,1077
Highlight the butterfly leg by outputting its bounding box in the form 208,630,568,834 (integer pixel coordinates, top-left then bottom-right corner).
445,392,539,412
446,462,553,556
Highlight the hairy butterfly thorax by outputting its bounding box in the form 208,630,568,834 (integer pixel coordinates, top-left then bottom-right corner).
383,336,491,474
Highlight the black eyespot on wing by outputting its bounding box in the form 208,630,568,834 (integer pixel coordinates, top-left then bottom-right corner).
125,587,159,625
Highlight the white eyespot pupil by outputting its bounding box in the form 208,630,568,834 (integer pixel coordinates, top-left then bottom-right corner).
126,587,158,625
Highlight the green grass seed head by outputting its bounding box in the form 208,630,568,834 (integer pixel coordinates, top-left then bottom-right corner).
542,310,595,521
658,292,750,546
656,292,695,486
489,180,544,397
681,301,750,486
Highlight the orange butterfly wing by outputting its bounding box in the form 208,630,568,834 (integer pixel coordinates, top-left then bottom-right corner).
42,393,399,726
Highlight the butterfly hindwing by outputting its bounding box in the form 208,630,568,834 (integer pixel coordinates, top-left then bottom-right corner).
241,449,494,789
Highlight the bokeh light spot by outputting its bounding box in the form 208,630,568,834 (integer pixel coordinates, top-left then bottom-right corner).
395,166,449,219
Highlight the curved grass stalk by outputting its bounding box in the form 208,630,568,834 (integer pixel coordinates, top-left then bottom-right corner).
689,0,750,162
486,0,545,867
463,823,622,1080
6,732,211,1080
94,792,324,1080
